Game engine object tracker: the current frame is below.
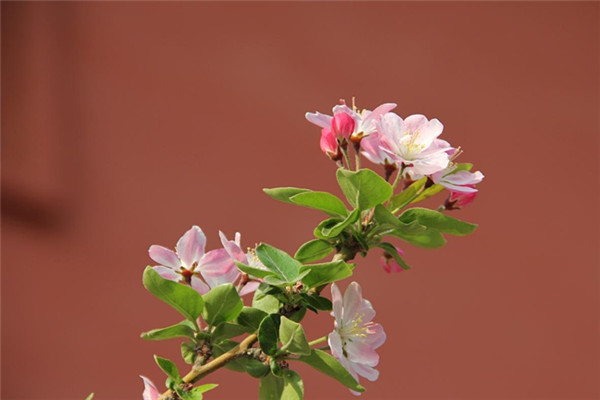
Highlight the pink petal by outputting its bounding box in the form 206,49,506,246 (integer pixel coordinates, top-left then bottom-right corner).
352,362,380,382
190,274,210,294
239,281,260,296
361,133,393,166
152,266,181,282
364,323,386,349
140,375,160,400
305,111,333,129
345,340,379,366
148,245,180,269
219,231,247,263
199,248,239,288
342,282,364,325
330,283,343,323
176,226,206,269
331,112,355,139
320,128,338,155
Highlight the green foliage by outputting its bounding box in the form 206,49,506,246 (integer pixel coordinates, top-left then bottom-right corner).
376,242,411,270
259,371,304,400
258,314,281,356
235,262,275,279
201,284,243,327
84,394,94,400
154,355,180,381
297,349,365,393
141,320,196,341
411,183,444,203
211,322,249,342
392,228,447,248
184,384,219,400
337,168,393,210
299,294,332,312
252,284,281,314
399,207,477,236
373,204,424,234
143,267,204,322
279,316,311,356
263,187,310,204
256,244,304,283
390,177,427,211
294,239,334,263
236,306,268,332
181,341,197,364
299,261,353,289
289,191,348,217
321,208,360,238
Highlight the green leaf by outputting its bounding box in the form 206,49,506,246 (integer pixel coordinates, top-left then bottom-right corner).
321,208,360,238
300,261,353,289
212,340,246,372
313,218,341,240
259,371,304,400
297,349,365,392
154,355,180,381
84,394,94,400
235,261,276,279
337,168,393,210
236,306,268,332
376,242,411,270
141,320,196,341
390,177,427,211
143,267,204,321
253,284,281,314
299,294,332,311
399,207,477,236
288,306,307,322
186,384,219,400
181,341,197,364
258,314,281,356
263,187,311,204
279,316,311,356
256,244,302,282
373,204,424,234
211,322,249,342
392,228,447,248
289,191,348,217
201,284,243,327
245,359,271,378
294,239,334,263
282,370,304,400
411,183,444,203
259,373,285,400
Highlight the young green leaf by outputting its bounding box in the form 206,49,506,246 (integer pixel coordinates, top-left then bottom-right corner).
234,261,276,279
211,322,249,342
376,242,411,270
337,168,393,210
410,183,444,203
390,177,427,211
294,239,334,263
236,306,268,332
297,349,365,392
299,294,332,311
289,191,348,217
253,284,281,314
141,320,196,341
392,228,447,248
154,355,180,381
143,267,204,322
282,370,304,400
259,373,285,400
321,208,360,238
256,244,302,282
313,218,341,240
299,261,353,289
373,204,424,234
186,384,219,400
201,284,243,327
279,316,311,356
399,207,477,236
263,187,311,204
181,341,197,364
258,314,281,356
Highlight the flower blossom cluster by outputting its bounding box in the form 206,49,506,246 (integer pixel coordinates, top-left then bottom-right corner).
329,282,386,395
306,101,484,202
148,225,262,296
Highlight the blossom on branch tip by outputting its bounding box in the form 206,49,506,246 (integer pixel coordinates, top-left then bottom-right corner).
380,247,405,273
219,231,265,296
148,226,239,295
431,165,484,193
328,282,386,395
140,376,159,400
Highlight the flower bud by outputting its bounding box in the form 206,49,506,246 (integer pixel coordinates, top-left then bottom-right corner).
331,112,355,139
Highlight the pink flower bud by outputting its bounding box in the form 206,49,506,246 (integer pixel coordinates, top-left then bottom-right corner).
331,112,355,139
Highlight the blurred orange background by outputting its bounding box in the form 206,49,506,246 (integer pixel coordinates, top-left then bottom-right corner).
2,2,598,399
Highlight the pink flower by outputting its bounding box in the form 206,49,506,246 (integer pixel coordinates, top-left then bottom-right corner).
377,113,453,180
380,247,404,273
328,282,386,395
219,231,265,296
140,376,160,400
431,165,484,193
445,186,478,209
148,226,239,295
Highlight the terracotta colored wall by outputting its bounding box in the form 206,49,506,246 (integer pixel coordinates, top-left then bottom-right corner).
2,2,598,399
